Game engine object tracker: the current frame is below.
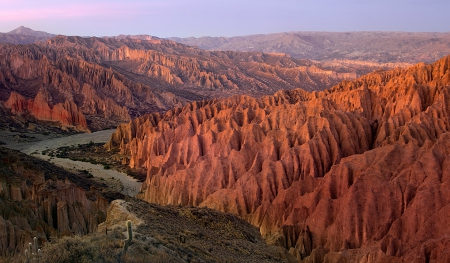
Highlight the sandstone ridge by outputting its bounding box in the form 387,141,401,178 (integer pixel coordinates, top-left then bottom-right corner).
108,55,450,262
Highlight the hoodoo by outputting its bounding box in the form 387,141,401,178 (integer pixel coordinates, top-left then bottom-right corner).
4,91,89,131
108,55,450,262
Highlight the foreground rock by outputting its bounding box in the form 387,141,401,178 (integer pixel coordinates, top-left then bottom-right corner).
0,147,110,255
108,55,450,262
96,198,295,262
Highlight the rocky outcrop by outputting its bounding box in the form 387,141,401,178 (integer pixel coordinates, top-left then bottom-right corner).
96,198,296,263
0,147,109,255
108,55,450,262
4,91,89,131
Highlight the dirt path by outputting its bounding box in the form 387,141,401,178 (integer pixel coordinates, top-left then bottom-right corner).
5,129,141,197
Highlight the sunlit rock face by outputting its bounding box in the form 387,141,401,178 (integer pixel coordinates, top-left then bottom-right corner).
1,34,372,131
4,91,89,131
108,55,450,262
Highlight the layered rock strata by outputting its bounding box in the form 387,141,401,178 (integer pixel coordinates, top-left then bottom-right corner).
108,55,450,262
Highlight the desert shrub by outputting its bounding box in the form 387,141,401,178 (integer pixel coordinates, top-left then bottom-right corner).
40,236,104,263
38,231,180,263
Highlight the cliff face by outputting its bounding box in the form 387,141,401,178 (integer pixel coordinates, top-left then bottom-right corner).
0,147,109,255
108,55,450,262
4,91,89,131
0,43,153,130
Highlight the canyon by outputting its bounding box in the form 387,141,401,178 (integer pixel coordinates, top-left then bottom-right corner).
2,28,436,132
107,55,450,262
1,27,450,262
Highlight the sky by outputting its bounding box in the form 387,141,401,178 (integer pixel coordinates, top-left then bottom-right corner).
0,0,449,38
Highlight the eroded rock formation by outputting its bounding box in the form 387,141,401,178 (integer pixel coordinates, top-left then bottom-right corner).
0,147,109,255
4,91,89,131
0,40,174,131
108,55,450,262
0,34,368,131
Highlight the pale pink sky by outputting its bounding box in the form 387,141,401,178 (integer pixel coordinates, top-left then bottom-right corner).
1,0,449,38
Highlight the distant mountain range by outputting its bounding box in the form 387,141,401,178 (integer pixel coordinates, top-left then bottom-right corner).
2,27,450,65
7,26,55,38
0,26,55,44
169,31,450,63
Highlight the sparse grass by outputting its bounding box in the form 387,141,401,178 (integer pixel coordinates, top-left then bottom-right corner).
38,230,181,263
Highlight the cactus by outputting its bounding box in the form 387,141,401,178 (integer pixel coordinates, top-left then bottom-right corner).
24,237,40,263
33,237,38,254
123,220,133,253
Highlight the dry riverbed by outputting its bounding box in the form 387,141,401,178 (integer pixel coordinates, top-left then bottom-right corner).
1,129,142,197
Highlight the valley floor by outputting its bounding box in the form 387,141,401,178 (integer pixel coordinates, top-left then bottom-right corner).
1,129,141,197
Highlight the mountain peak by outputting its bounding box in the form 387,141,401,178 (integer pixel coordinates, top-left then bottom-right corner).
7,26,55,38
